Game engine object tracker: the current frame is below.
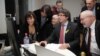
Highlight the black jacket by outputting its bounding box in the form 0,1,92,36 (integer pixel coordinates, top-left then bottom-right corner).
81,20,100,56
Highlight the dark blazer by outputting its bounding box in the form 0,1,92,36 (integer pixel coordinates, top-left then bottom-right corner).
33,9,41,28
81,3,100,20
47,22,80,55
37,22,55,41
81,20,100,56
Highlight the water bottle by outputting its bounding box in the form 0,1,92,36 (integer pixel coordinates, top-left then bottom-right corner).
23,33,29,44
81,51,86,56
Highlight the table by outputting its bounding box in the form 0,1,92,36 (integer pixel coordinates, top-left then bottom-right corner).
21,43,76,56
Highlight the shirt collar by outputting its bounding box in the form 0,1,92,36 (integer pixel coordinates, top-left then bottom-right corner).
63,21,68,26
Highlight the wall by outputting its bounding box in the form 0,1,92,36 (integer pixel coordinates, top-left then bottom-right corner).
63,0,82,21
28,0,83,21
0,0,7,34
28,0,42,11
97,0,100,2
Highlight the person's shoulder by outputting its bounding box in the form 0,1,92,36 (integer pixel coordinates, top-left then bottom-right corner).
19,24,27,33
96,3,100,9
96,20,100,24
69,22,77,26
95,20,100,27
96,20,100,31
33,9,40,12
53,23,61,29
96,3,100,6
81,6,87,12
33,9,41,18
33,9,41,14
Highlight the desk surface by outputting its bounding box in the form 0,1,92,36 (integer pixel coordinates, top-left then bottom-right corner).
21,43,76,56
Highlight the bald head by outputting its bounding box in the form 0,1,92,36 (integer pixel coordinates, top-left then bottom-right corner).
80,10,96,28
86,0,96,3
52,14,59,19
80,10,95,18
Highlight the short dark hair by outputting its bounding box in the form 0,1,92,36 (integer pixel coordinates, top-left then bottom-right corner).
58,9,71,21
40,4,52,14
40,4,52,20
56,0,63,4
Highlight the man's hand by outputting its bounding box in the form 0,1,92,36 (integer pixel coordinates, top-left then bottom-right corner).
59,43,70,49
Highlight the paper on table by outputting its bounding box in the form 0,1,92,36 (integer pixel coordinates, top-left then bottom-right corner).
22,43,76,56
45,43,76,56
56,49,76,56
45,43,60,51
21,42,40,54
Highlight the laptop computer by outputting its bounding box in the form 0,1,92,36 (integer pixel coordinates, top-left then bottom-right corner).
35,45,64,56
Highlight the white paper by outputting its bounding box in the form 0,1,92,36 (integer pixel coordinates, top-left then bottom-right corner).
22,43,76,56
45,43,60,51
21,42,40,54
45,43,76,56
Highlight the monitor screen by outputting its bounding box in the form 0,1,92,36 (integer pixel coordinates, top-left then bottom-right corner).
6,17,21,56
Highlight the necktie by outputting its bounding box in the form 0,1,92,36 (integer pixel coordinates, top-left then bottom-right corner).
87,28,91,56
59,25,64,44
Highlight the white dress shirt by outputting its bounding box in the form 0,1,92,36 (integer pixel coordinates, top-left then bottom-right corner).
92,6,96,16
85,20,100,55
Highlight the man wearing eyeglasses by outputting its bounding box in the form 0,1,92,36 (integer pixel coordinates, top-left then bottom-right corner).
42,9,80,56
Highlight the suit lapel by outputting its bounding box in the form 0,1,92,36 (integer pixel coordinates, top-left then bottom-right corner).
57,24,61,40
95,21,100,49
83,28,87,38
65,22,71,38
82,28,88,50
66,22,71,30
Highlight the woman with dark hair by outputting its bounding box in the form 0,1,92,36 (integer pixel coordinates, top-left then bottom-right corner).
20,11,38,44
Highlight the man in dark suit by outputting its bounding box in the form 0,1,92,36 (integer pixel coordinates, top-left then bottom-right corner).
41,9,80,55
34,5,53,41
34,4,52,30
81,0,100,20
80,10,100,56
